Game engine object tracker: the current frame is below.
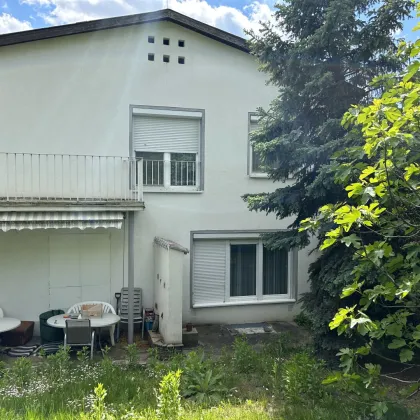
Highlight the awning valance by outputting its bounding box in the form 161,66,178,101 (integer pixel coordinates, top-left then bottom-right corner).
0,212,124,232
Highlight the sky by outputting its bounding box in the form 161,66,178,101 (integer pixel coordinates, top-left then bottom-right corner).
0,0,418,40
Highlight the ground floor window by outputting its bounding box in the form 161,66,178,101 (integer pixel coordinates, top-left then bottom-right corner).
191,232,297,307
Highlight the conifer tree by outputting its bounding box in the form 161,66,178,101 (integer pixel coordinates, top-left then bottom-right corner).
245,0,414,351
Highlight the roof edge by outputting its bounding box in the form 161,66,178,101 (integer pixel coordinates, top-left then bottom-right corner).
0,9,249,52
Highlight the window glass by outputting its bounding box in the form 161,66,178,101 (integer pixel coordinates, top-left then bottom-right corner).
171,153,196,186
263,247,288,295
252,147,264,172
136,152,164,186
230,244,257,296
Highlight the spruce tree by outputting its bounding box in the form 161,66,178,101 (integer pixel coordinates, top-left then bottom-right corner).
245,0,414,352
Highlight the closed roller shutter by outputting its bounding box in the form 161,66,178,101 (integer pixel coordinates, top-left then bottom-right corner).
192,240,226,306
133,115,200,153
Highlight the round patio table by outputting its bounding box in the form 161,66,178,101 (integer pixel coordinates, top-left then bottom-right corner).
47,313,120,329
0,318,21,333
47,313,120,352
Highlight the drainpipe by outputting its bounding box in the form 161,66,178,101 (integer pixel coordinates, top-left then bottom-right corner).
127,211,134,344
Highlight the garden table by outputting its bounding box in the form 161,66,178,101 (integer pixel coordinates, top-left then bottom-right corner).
0,318,21,334
47,313,120,352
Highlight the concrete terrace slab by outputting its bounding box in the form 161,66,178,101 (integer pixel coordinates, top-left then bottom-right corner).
193,321,310,352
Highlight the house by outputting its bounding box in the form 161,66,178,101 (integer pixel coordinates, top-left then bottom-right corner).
0,9,313,344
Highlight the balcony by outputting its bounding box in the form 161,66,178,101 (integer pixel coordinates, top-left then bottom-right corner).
0,153,144,209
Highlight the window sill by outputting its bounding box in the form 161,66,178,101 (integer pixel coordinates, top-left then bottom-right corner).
192,298,296,309
249,172,269,179
143,187,203,193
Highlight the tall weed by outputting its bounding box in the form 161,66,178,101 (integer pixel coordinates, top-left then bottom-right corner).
156,370,182,420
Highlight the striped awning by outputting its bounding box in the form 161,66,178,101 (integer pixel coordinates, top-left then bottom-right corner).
0,212,124,231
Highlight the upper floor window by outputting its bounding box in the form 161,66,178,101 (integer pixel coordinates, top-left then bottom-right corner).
248,113,277,178
131,107,204,192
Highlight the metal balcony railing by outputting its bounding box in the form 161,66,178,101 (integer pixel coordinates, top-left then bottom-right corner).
0,153,144,204
142,159,199,188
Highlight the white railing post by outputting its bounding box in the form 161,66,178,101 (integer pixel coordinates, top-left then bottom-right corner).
6,153,9,201
137,158,143,202
163,153,171,189
196,156,200,190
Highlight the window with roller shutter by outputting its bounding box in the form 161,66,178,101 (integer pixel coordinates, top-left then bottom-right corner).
131,107,204,191
191,231,298,308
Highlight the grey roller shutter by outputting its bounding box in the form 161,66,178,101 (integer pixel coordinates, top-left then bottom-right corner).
192,240,226,306
133,115,200,153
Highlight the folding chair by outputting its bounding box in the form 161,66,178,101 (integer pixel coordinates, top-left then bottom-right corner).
64,319,95,360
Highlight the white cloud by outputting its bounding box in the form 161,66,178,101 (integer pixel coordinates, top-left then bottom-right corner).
0,12,32,33
21,0,275,37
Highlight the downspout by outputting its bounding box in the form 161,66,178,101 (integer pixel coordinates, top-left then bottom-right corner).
127,211,134,344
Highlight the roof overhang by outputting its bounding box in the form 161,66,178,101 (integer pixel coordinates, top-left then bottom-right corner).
0,9,249,52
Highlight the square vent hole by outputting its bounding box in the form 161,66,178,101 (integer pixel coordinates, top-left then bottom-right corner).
163,38,170,46
178,56,185,64
148,36,155,43
178,40,185,47
163,55,170,63
148,53,155,61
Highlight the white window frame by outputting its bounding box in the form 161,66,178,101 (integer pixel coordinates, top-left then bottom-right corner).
131,106,204,193
192,231,297,308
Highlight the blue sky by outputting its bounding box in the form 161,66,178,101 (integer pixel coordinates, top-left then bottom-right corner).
0,0,418,41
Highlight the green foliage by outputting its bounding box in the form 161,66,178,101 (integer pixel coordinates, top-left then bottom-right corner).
182,369,227,405
9,357,33,389
300,5,420,414
293,312,313,329
156,370,182,420
0,361,6,378
181,350,227,404
43,346,70,382
76,347,90,365
281,352,326,404
0,335,415,420
100,346,115,377
243,0,414,354
231,336,259,374
80,383,114,420
126,343,139,368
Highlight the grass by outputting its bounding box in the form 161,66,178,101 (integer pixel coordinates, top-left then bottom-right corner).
0,333,416,419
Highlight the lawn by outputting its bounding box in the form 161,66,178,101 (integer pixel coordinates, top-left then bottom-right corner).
0,333,416,419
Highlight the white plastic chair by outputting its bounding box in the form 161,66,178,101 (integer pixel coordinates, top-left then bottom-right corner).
68,301,116,346
0,308,3,318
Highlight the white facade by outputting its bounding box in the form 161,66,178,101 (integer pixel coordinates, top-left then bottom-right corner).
0,15,313,331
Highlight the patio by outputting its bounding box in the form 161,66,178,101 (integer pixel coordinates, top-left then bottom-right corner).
0,321,307,365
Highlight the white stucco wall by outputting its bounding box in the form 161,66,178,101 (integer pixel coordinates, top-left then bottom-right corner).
0,20,312,326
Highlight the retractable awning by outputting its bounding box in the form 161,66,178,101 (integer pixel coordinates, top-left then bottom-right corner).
0,211,124,231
